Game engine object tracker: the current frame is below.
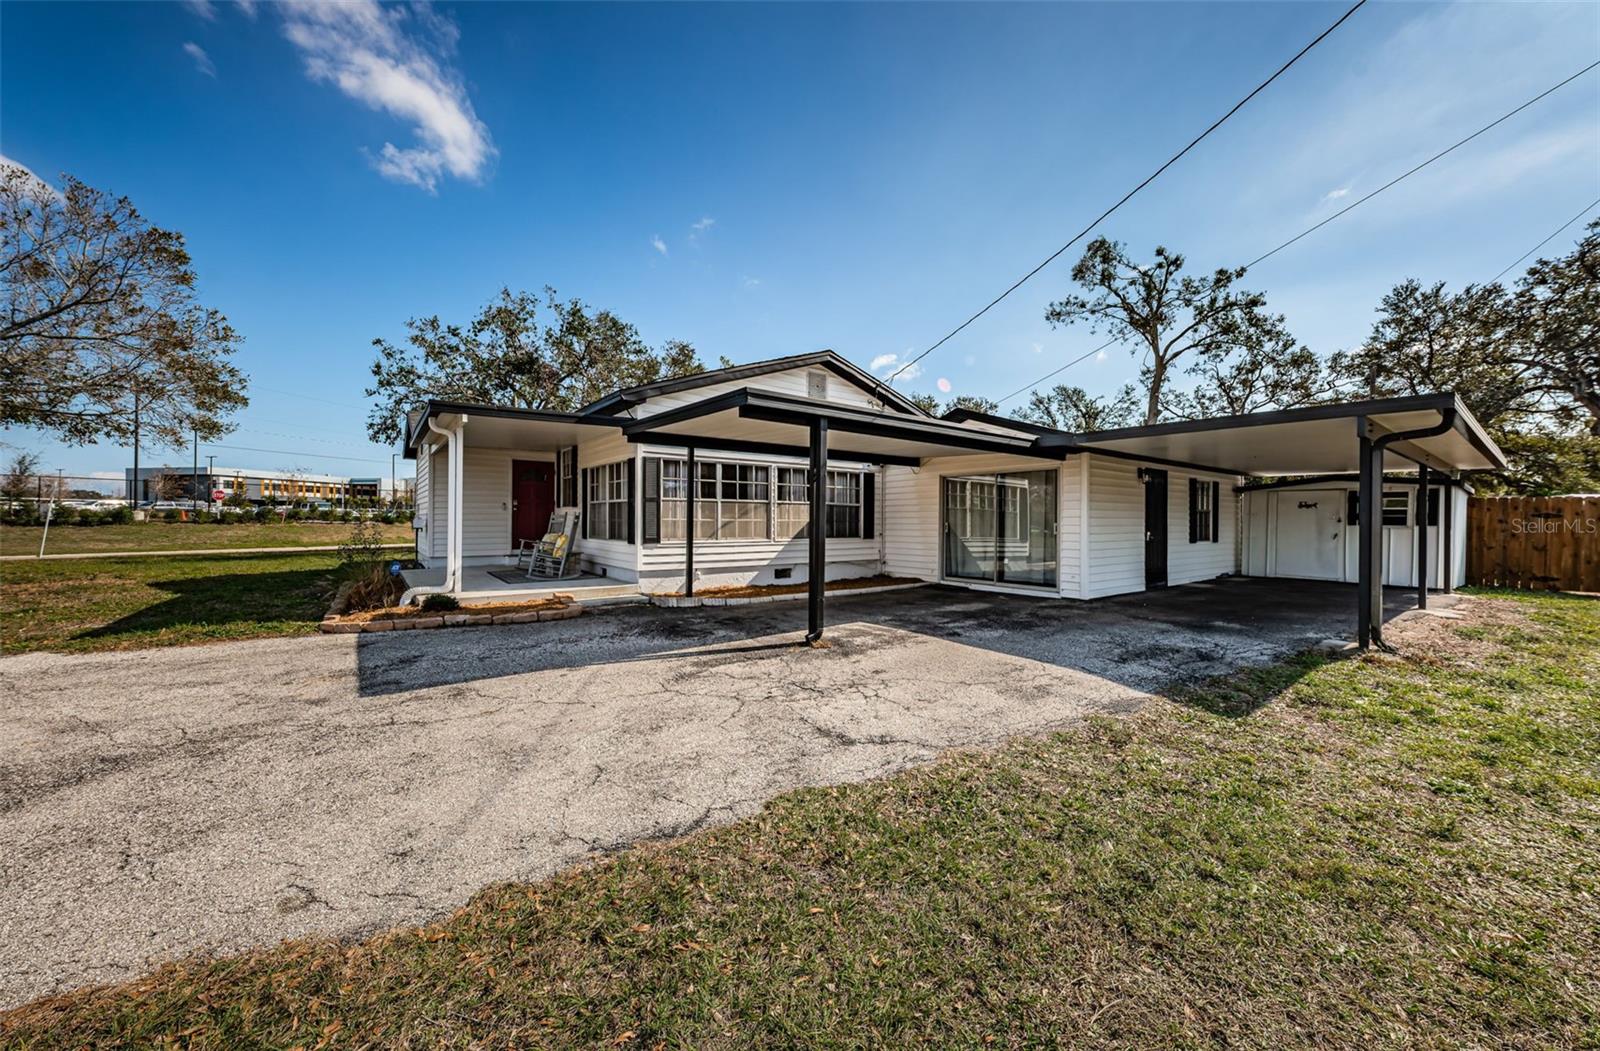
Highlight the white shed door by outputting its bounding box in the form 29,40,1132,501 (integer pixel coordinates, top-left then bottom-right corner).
1271,490,1344,581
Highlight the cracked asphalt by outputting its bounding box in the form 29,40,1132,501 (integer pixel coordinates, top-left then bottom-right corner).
0,579,1422,1008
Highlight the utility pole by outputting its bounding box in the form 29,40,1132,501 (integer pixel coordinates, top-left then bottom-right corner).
391,452,398,510
207,455,216,513
130,390,141,511
192,420,199,514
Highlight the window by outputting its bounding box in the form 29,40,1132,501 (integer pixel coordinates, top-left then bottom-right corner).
1382,490,1410,526
1188,478,1219,543
699,462,770,540
558,447,577,507
644,457,871,543
775,467,810,540
942,470,1057,587
826,470,862,538
586,461,629,541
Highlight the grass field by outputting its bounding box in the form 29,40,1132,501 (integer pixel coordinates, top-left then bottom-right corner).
0,520,412,557
5,589,1597,1047
0,551,343,654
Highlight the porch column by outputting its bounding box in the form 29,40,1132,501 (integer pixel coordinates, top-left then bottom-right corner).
450,416,467,595
685,444,696,598
1416,466,1430,610
806,418,827,643
1441,474,1456,594
1356,423,1382,649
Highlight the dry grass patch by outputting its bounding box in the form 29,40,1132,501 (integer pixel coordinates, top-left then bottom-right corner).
4,590,1598,1048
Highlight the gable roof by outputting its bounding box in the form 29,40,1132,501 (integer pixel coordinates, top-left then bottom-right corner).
577,350,930,418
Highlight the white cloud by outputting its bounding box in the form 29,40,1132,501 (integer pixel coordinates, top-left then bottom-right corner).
183,42,217,77
742,275,760,288
651,235,668,256
183,0,217,20
280,0,495,193
870,351,922,382
691,216,715,233
1031,342,1044,354
236,0,258,18
0,154,61,199
1321,186,1350,203
936,377,952,394
1094,350,1108,362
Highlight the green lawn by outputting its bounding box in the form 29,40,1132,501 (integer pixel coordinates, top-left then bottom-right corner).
0,520,412,556
5,590,1597,1048
0,551,344,654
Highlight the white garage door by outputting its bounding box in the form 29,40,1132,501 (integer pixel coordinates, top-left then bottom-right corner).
1271,489,1344,581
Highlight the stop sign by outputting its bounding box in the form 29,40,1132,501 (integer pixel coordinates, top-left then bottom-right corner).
212,489,227,500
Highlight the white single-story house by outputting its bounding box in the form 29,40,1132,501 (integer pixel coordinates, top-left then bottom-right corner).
401,350,1505,647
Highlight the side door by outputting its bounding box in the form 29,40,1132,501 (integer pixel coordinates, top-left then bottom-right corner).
1143,468,1168,589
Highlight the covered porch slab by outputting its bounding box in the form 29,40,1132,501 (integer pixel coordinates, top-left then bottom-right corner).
398,565,642,604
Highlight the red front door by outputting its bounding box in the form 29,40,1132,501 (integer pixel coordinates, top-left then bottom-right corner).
512,460,555,547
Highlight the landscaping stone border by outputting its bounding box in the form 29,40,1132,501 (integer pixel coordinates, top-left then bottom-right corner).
649,581,926,609
320,600,584,634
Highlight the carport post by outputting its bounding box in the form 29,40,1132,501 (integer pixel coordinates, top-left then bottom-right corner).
685,444,696,597
806,418,827,644
1356,424,1382,649
1442,474,1455,594
1416,465,1430,610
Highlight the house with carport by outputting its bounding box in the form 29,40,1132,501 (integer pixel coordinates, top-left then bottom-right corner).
401,350,1504,648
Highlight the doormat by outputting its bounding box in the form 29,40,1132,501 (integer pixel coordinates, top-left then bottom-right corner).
488,567,544,585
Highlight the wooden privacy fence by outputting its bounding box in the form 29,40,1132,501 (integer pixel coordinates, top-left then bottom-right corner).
1468,495,1600,592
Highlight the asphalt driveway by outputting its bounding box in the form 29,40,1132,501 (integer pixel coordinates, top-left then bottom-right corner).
0,579,1435,1007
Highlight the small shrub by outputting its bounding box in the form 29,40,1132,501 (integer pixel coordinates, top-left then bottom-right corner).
338,518,403,611
420,593,460,612
161,509,181,522
103,505,133,525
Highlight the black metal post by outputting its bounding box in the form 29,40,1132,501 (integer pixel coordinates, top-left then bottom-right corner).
1416,466,1430,610
1442,475,1455,594
192,423,199,510
684,444,696,598
1357,424,1379,649
806,419,827,643
130,391,140,510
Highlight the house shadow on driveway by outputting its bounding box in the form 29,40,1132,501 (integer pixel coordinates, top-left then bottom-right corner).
351,577,1441,704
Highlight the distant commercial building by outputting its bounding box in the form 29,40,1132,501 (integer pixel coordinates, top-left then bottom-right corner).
124,466,413,506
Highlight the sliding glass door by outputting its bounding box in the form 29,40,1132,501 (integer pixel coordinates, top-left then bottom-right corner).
942,470,1057,589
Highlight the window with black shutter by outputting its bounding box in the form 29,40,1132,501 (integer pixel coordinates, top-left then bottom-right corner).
1188,478,1215,543
641,457,661,544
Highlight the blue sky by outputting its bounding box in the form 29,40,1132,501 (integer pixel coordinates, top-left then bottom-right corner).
3,0,1597,482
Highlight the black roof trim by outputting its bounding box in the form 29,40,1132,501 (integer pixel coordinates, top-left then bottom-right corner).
403,400,624,457
1235,473,1475,493
577,350,930,418
622,387,1056,458
940,407,1062,437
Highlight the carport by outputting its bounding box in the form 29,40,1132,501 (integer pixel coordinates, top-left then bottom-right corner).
1033,394,1507,649
620,388,1058,643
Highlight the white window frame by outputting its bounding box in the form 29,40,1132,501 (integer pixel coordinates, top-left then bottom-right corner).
587,461,628,541
652,457,866,543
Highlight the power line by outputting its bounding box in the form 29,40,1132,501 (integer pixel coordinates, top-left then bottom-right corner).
996,337,1120,406
1491,196,1600,284
1246,61,1599,270
996,61,1600,410
202,443,391,465
249,384,372,412
886,0,1369,384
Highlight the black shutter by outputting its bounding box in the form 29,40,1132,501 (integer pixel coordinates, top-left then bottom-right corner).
1210,481,1220,543
1424,488,1440,526
1187,477,1200,543
642,457,661,544
581,468,590,539
862,471,876,539
625,459,636,545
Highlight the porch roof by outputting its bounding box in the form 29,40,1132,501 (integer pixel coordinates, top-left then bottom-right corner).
618,387,1055,465
403,400,624,458
954,394,1506,477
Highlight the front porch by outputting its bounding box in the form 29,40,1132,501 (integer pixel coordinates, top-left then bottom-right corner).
399,565,642,603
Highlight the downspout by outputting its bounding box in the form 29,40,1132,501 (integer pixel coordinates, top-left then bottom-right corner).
399,415,465,606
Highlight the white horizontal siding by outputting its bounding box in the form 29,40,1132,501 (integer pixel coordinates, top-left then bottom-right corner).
1240,480,1465,588
1083,455,1241,598
881,453,1071,594
413,439,432,564
575,430,639,580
